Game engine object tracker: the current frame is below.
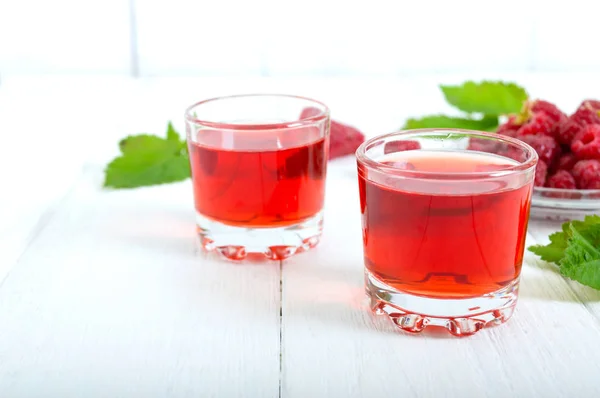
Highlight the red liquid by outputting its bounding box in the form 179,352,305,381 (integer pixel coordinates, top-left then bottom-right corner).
189,126,327,227
358,150,533,298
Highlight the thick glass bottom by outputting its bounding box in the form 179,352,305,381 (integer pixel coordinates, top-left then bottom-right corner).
196,211,323,261
366,270,519,337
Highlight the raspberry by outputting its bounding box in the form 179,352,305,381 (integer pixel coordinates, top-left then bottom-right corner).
496,115,521,137
300,107,322,119
467,137,497,153
571,100,600,126
499,129,518,139
513,100,567,139
517,111,555,137
329,120,365,160
384,140,420,154
556,118,583,145
555,99,600,145
517,134,561,166
547,170,576,189
571,124,600,160
572,159,600,189
555,153,577,171
534,160,548,187
300,107,366,160
530,100,567,124
498,147,521,162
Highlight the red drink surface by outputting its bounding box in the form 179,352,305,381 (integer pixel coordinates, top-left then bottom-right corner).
358,150,533,298
189,126,327,227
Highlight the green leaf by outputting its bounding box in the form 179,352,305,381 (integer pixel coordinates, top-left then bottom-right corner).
528,231,568,264
105,123,191,189
166,121,180,142
119,134,170,154
568,215,600,239
402,115,498,131
440,81,528,115
529,215,600,290
560,259,600,290
560,222,600,289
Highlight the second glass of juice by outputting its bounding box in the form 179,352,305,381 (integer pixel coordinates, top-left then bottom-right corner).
186,95,330,261
356,129,538,336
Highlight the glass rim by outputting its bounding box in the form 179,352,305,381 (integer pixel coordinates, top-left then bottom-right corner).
355,128,539,179
184,93,330,130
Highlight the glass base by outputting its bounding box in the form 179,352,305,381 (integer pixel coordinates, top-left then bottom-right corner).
196,211,323,261
366,270,519,337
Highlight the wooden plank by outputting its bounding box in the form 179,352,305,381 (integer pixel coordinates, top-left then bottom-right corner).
0,171,281,397
0,83,91,284
0,179,78,286
281,162,600,398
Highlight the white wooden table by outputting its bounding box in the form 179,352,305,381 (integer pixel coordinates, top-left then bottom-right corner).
1,75,600,397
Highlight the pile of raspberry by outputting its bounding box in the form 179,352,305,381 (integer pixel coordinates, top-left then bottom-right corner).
496,99,600,189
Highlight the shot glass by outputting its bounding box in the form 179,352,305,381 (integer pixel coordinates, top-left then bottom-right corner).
356,129,538,336
185,94,330,261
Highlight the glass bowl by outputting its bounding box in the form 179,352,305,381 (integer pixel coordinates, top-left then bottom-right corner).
531,187,600,221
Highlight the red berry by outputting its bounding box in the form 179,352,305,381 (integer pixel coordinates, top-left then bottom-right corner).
514,100,567,138
517,111,555,137
572,159,600,189
467,137,497,153
556,153,577,171
498,146,523,162
329,120,365,160
571,124,600,160
517,134,561,166
555,99,600,145
300,107,322,119
572,100,600,126
384,140,420,154
534,160,548,187
530,100,567,124
547,170,576,189
496,115,521,137
300,107,366,160
499,129,518,139
556,118,583,145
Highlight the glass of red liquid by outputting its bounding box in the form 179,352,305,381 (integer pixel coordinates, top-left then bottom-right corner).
356,129,538,336
185,94,330,261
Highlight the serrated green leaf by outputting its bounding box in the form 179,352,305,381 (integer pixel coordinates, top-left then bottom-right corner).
105,122,191,189
528,231,568,264
529,215,600,291
104,149,190,189
119,134,173,155
440,81,528,115
167,121,180,141
560,259,600,290
402,115,498,131
568,215,600,240
560,222,600,289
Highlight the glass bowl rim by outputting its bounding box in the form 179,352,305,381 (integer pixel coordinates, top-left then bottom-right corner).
532,186,600,210
184,93,330,130
355,128,539,179
533,186,600,196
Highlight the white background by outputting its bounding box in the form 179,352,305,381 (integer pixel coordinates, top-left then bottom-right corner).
1,0,599,79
